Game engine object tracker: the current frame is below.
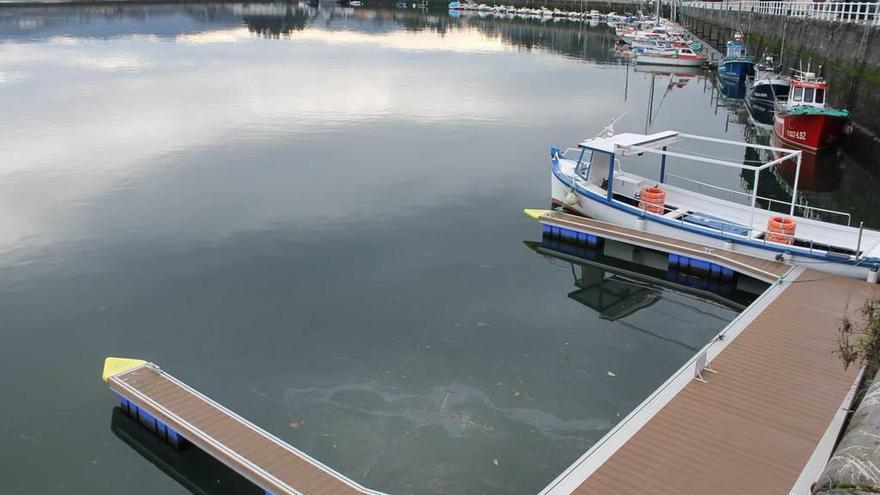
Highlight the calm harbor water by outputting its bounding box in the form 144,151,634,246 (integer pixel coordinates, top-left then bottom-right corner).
0,3,876,494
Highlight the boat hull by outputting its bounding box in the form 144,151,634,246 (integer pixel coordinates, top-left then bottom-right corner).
773,111,847,151
718,60,755,81
635,54,704,67
746,79,789,110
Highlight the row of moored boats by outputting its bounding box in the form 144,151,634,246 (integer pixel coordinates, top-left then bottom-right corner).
613,18,707,67
538,22,875,281
448,2,609,21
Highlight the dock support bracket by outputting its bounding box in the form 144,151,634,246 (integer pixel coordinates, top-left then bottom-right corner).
693,350,717,383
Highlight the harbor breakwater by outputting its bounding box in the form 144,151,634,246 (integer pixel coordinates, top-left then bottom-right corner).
679,6,880,152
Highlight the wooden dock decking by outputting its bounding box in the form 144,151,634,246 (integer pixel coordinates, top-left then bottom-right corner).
540,267,878,495
106,362,387,495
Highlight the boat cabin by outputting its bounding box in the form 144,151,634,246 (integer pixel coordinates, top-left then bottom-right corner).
788,72,827,109
725,41,747,58
725,32,747,58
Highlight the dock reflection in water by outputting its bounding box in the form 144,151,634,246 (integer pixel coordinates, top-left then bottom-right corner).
525,235,766,349
110,407,262,495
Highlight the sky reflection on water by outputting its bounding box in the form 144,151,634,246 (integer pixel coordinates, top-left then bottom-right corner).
0,3,871,494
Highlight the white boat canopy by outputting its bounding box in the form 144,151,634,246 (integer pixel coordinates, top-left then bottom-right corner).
578,130,679,155
577,131,803,215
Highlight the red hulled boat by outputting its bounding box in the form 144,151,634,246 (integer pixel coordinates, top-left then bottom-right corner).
773,70,849,152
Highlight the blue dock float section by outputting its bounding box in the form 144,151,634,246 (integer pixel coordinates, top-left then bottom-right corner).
118,396,188,450
543,223,737,283
118,395,281,495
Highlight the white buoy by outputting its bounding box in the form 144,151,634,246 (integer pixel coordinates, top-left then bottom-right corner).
723,240,734,251
563,191,579,206
868,269,878,284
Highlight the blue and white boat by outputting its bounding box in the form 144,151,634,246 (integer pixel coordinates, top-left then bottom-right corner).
717,32,755,82
547,126,880,280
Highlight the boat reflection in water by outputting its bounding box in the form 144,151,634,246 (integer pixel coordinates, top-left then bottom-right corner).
524,235,766,322
110,407,262,495
742,117,844,197
771,135,844,193
713,71,747,101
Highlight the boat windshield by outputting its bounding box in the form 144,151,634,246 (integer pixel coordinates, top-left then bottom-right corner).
803,87,815,102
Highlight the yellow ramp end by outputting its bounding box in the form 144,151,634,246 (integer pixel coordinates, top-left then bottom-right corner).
102,357,147,383
523,208,553,221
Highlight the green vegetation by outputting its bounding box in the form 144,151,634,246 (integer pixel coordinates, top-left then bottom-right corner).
836,296,880,370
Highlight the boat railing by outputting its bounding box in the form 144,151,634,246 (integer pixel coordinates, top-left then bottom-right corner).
664,172,852,226
625,188,855,257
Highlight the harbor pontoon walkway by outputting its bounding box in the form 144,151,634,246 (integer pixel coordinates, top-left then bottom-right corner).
527,210,792,282
539,267,877,495
103,359,388,495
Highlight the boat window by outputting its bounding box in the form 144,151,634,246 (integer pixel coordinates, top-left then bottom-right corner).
804,87,815,103
815,88,825,103
792,87,804,102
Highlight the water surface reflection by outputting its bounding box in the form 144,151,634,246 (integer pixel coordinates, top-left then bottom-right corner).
0,4,874,494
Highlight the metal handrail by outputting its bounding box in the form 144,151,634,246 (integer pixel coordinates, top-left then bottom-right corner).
681,1,880,25
664,172,852,226
628,189,852,257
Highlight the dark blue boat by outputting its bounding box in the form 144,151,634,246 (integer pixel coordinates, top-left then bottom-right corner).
717,32,755,82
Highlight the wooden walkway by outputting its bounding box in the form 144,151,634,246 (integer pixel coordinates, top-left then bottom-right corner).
105,361,387,495
537,211,792,282
104,210,877,495
541,268,877,495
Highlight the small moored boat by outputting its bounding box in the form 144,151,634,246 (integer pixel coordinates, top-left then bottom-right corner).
635,47,705,67
717,32,755,82
547,127,880,279
773,69,849,152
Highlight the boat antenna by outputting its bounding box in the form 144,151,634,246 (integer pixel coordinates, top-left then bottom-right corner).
595,111,629,139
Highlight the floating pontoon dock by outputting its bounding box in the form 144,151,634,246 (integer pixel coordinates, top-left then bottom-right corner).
103,358,388,495
529,209,878,495
104,209,877,494
525,209,792,282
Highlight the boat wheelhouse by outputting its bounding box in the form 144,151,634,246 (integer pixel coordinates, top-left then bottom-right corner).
746,56,789,110
773,70,849,151
549,129,880,279
717,32,755,82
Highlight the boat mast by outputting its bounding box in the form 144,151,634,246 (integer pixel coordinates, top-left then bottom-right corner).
779,19,786,68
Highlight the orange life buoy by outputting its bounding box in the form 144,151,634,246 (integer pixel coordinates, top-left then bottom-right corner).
766,215,796,245
638,186,666,215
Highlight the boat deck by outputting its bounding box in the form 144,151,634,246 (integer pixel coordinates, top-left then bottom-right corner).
540,211,792,281
540,265,877,494
107,363,386,495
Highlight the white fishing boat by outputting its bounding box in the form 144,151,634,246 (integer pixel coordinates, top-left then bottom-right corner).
635,47,705,67
548,127,880,280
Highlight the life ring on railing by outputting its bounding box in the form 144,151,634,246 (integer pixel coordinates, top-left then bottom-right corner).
766,215,796,245
638,185,666,215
